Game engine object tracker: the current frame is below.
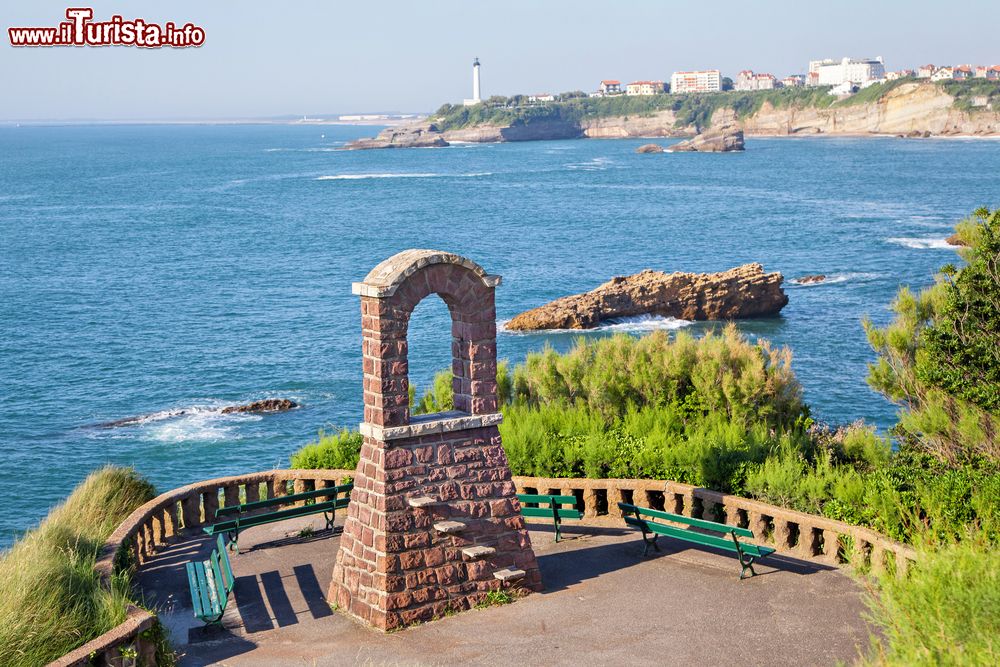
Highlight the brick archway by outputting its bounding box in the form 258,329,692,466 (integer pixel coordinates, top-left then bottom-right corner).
354,250,502,429
329,250,542,630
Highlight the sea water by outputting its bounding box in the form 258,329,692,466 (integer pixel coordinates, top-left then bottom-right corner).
2,123,997,546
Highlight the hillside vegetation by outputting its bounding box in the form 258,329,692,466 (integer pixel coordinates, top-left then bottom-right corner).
0,467,159,667
432,79,1000,132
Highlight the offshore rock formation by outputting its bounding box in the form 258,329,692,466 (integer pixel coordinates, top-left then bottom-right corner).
795,274,827,284
344,125,449,149
669,125,745,152
221,398,298,414
506,263,788,331
636,143,665,153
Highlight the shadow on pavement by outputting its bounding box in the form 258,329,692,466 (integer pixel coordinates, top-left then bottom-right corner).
294,564,334,620
538,532,837,592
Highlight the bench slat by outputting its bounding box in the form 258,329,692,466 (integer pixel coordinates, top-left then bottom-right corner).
216,535,235,593
520,507,583,520
190,561,215,620
618,502,755,538
185,562,205,619
643,519,774,558
517,493,577,506
217,483,353,517
205,498,340,536
210,551,228,615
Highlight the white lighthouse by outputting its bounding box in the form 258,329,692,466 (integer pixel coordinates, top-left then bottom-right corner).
463,57,482,106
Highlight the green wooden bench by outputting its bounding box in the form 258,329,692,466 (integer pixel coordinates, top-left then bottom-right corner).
618,502,776,579
517,493,582,542
185,535,235,625
204,482,353,553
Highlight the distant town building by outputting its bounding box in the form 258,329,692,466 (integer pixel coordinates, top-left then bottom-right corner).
528,93,555,102
917,64,936,79
735,70,776,91
463,57,483,106
599,80,622,95
971,65,1000,80
931,66,954,81
953,65,973,80
885,69,915,81
829,81,857,96
808,57,885,86
626,80,666,96
670,69,722,93
781,75,806,88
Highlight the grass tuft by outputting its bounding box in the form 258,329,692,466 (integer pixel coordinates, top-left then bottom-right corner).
0,466,156,667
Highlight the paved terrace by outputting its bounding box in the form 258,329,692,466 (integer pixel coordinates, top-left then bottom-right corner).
140,514,871,666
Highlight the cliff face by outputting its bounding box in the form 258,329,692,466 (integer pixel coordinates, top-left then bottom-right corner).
730,82,1000,136
581,83,1000,138
580,110,694,138
505,263,788,331
444,119,581,143
346,82,1000,150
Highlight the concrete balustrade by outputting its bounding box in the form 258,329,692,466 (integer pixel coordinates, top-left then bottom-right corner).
511,475,918,574
54,468,917,665
52,469,353,667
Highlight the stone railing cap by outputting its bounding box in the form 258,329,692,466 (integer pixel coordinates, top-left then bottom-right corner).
351,249,501,298
360,411,503,441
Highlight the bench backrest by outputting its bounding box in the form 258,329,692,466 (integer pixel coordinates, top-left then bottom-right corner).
212,535,235,594
517,493,577,508
617,502,755,539
216,482,354,518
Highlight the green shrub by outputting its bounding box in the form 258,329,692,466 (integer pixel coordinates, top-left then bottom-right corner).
865,208,1000,465
289,428,362,470
862,537,999,666
0,467,157,667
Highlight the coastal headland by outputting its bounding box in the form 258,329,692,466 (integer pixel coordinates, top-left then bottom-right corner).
346,80,1000,148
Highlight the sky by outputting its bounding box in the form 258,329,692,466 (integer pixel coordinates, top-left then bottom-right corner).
2,0,999,121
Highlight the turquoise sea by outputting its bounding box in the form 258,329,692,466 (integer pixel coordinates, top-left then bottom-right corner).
2,124,998,547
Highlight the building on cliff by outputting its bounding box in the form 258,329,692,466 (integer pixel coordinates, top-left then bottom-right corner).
782,74,806,87
808,57,885,86
598,80,622,95
670,69,722,93
626,80,666,95
735,70,777,91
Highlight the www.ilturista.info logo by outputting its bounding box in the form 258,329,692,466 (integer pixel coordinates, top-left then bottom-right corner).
8,8,205,48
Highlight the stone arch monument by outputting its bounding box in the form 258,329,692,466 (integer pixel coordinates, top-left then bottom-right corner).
328,250,542,630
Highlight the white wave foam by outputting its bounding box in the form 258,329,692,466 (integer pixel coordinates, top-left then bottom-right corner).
315,172,490,180
789,272,882,287
499,314,692,334
887,237,955,250
600,315,693,332
565,157,615,171
142,408,259,443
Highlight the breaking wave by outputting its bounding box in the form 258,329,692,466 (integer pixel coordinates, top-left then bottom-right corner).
886,237,955,250
499,314,692,334
88,402,267,443
788,272,883,287
315,172,491,181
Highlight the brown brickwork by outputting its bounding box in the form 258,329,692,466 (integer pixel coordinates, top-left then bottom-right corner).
329,250,542,630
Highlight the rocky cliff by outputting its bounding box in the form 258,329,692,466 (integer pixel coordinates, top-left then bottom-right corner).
345,82,1000,150
669,125,745,152
505,263,788,331
723,82,1000,136
344,125,449,149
